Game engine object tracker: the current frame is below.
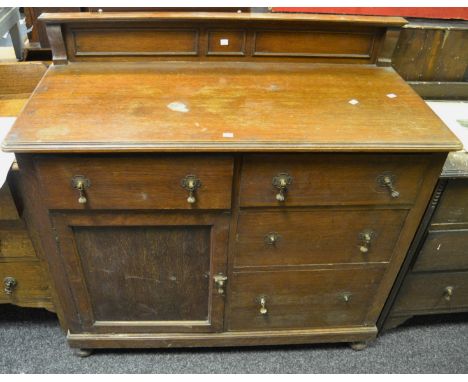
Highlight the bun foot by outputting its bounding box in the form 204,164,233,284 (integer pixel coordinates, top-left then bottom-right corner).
350,341,368,351
73,348,93,358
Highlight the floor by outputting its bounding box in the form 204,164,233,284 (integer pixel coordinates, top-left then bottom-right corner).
0,304,467,373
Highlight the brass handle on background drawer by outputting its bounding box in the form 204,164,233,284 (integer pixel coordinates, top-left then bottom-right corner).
444,286,454,301
342,292,352,303
71,175,90,204
3,277,17,295
258,296,268,315
359,229,375,253
181,175,201,204
377,174,400,199
272,173,292,202
264,232,281,246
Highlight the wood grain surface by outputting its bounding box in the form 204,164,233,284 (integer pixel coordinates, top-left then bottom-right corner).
3,62,461,153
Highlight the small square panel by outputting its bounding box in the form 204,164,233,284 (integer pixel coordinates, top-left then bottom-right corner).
207,30,246,56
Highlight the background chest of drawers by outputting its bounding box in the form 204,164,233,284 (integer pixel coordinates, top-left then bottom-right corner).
2,12,461,354
0,62,54,312
0,170,53,311
381,151,468,330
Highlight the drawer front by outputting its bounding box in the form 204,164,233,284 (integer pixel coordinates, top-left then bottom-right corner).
235,209,407,268
228,267,385,331
36,155,234,210
207,30,246,56
0,224,36,259
432,179,468,224
392,271,468,314
0,261,49,301
240,154,428,207
0,183,19,220
413,229,468,272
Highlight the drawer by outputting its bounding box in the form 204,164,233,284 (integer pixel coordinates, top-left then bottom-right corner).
392,271,468,314
240,154,428,207
0,261,49,302
0,183,19,220
35,155,234,210
207,30,246,56
432,179,468,224
413,229,468,272
235,209,407,268
0,223,36,259
228,267,385,331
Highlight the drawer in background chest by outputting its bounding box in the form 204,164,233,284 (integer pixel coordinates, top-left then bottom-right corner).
432,179,468,224
227,266,386,331
412,229,468,272
0,183,19,220
235,209,408,268
0,260,49,302
392,271,468,314
0,223,36,259
35,155,234,210
240,154,430,207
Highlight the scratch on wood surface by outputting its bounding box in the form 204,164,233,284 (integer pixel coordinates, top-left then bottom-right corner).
441,30,450,49
125,275,161,283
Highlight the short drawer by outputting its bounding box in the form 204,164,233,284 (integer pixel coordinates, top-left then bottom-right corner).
240,154,428,207
235,209,407,268
0,261,49,302
392,271,468,314
35,155,234,210
0,223,36,259
413,229,468,272
227,266,385,331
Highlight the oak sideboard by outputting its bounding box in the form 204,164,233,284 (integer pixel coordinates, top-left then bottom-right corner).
2,12,461,356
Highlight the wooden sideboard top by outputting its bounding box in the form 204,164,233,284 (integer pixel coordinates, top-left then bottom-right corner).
2,61,461,153
38,11,407,27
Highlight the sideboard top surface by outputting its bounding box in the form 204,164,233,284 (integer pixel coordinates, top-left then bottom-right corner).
3,61,461,153
38,11,407,26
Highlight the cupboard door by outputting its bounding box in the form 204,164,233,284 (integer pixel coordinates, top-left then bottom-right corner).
52,212,229,333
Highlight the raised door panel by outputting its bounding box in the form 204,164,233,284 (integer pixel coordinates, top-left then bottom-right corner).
72,28,199,57
52,212,230,333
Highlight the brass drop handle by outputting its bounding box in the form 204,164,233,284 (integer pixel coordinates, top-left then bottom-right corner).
342,292,352,303
444,286,454,301
264,232,280,245
359,230,375,253
259,296,268,315
378,174,400,199
181,175,201,204
3,277,17,295
213,274,227,295
272,173,292,202
71,175,90,204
